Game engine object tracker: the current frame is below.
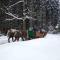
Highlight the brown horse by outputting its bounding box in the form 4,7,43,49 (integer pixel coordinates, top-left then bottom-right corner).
7,29,22,43
7,29,28,43
35,29,47,38
21,30,28,40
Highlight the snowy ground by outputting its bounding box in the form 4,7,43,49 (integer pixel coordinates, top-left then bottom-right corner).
0,34,60,60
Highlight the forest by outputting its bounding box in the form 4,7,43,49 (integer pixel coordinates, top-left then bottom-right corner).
0,0,60,34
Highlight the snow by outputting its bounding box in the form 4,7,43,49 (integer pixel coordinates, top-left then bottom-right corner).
0,36,8,45
0,34,60,60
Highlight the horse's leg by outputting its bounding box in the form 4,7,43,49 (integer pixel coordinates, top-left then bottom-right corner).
14,37,18,42
8,37,10,43
12,37,14,42
17,37,19,41
21,37,25,41
12,37,16,42
14,37,16,42
24,36,27,41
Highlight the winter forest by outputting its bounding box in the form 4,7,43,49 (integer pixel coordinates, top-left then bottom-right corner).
0,0,60,43
0,0,60,33
0,0,60,60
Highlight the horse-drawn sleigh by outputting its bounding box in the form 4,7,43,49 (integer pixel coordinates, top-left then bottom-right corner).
7,28,47,43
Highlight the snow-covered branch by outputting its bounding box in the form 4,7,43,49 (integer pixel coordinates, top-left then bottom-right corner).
8,0,24,8
23,8,32,13
0,0,24,20
5,12,23,20
6,18,15,21
0,5,23,20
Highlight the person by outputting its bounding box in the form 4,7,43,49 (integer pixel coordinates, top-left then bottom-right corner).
28,27,35,39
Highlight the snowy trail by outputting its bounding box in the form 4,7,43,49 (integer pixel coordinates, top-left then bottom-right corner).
0,34,60,60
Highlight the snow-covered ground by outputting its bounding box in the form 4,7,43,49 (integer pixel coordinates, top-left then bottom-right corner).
0,34,60,60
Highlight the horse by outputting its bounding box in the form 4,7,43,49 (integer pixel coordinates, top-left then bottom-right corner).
21,30,28,40
7,29,22,43
35,29,47,38
7,29,28,43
